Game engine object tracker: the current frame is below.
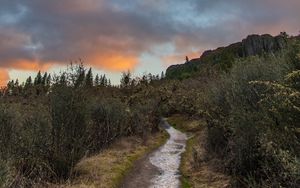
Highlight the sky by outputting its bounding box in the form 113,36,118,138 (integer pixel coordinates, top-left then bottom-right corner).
0,0,299,86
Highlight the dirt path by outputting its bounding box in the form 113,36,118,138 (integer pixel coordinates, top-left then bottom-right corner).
120,120,187,188
120,152,160,188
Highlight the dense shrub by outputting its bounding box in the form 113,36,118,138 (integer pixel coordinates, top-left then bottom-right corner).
202,53,300,187
88,98,129,152
0,64,162,186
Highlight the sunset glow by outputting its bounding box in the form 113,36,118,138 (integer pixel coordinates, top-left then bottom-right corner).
0,0,299,85
89,54,138,72
0,69,9,86
8,59,53,71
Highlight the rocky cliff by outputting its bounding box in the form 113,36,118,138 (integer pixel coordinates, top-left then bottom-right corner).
166,34,289,79
242,34,287,56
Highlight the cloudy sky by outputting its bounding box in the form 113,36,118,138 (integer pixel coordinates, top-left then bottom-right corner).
0,0,299,85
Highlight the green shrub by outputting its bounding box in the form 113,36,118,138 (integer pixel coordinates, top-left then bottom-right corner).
0,64,164,186
88,98,129,152
202,52,300,186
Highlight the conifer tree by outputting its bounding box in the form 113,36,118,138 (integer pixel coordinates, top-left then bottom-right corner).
185,56,189,63
7,80,14,95
14,79,19,87
12,79,20,96
104,78,108,87
42,72,48,86
34,71,42,85
95,74,100,86
74,64,85,88
85,68,93,87
25,76,33,87
99,74,107,86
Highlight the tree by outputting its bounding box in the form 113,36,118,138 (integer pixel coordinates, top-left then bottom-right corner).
25,76,33,88
42,72,48,86
101,74,108,86
49,83,88,178
85,68,93,87
6,80,14,95
14,79,19,87
120,71,131,88
95,74,100,86
280,31,289,39
74,64,85,88
13,79,21,96
186,56,189,63
34,71,42,86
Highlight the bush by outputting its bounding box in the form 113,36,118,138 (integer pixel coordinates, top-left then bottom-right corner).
202,53,300,186
88,98,129,152
49,85,89,179
0,104,16,158
0,64,163,185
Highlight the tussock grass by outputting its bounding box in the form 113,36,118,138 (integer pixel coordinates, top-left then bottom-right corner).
59,132,168,188
168,114,230,188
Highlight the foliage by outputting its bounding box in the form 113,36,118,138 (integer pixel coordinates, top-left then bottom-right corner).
0,64,163,186
201,52,300,187
1,34,299,187
162,38,300,187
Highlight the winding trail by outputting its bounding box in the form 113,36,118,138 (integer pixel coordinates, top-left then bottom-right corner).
121,119,187,188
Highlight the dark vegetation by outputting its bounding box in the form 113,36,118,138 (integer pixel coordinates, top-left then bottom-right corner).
166,32,289,79
164,33,300,187
0,64,165,187
0,33,299,187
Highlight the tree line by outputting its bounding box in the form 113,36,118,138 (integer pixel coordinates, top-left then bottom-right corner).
0,63,166,187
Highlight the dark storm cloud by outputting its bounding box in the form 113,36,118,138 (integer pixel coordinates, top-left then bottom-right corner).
0,0,299,72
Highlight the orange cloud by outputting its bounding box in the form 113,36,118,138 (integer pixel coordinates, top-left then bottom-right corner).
162,51,201,67
89,54,138,71
9,59,54,71
1,54,137,74
0,69,9,87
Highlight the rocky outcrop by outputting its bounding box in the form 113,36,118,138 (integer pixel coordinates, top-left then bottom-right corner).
166,34,291,79
241,34,287,56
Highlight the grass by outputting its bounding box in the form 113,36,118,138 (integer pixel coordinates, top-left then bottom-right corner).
167,114,230,188
180,137,196,188
181,177,192,188
58,131,168,188
167,114,203,133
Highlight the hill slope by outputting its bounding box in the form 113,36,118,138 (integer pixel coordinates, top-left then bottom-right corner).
166,34,289,79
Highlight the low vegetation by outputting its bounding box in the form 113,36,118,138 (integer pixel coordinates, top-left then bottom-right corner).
0,33,299,187
168,115,230,188
203,51,300,187
63,132,167,188
165,34,300,187
0,64,165,187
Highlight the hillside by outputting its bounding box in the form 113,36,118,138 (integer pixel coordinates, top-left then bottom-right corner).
166,34,291,79
0,33,299,188
163,33,300,187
